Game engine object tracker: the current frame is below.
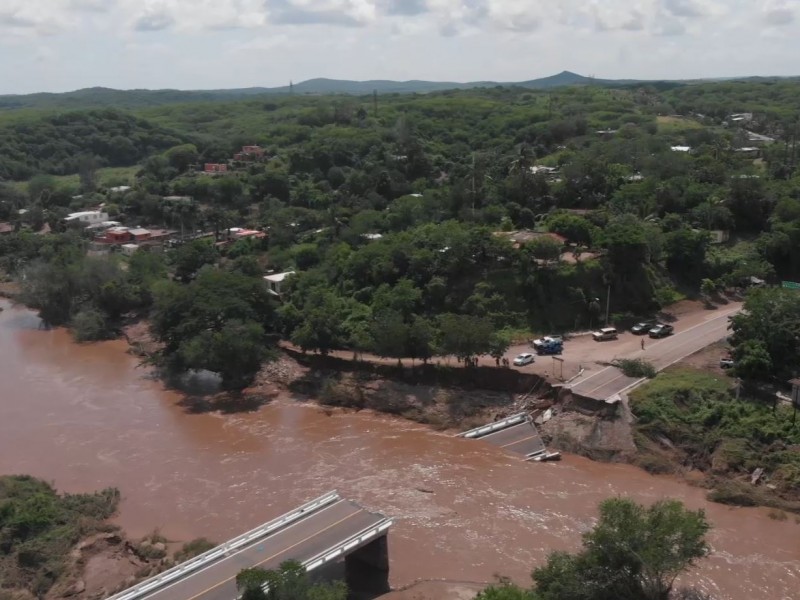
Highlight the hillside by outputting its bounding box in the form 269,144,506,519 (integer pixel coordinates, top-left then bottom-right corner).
0,71,649,110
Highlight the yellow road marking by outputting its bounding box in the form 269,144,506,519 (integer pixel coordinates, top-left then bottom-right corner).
184,510,362,600
501,433,540,448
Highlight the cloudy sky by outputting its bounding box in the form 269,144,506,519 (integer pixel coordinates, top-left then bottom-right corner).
1,0,798,94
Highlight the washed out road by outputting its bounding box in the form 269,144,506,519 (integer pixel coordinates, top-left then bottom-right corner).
139,499,382,600
568,304,740,400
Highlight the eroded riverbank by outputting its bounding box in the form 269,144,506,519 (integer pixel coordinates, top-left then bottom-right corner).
0,299,798,600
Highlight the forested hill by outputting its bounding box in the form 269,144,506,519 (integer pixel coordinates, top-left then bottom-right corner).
0,110,186,181
0,72,650,110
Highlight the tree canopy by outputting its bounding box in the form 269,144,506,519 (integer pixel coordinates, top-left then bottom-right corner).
476,497,710,600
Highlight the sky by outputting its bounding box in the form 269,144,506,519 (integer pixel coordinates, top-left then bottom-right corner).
0,0,799,94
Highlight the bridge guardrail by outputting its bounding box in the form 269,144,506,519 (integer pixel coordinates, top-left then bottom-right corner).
106,491,340,600
303,517,393,572
457,412,529,439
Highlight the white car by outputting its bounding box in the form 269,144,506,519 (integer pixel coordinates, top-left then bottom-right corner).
513,353,535,366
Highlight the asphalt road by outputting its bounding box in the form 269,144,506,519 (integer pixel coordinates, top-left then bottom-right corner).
569,305,740,400
478,421,545,456
140,499,383,600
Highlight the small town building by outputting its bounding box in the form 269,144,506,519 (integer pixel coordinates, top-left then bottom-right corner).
233,145,266,161
104,227,133,244
0,222,15,235
263,271,296,296
228,227,267,240
121,244,140,256
129,228,152,242
204,163,228,174
670,145,691,152
64,211,109,226
746,131,775,145
494,230,567,249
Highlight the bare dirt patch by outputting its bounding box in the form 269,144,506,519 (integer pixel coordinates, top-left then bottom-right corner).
44,533,164,600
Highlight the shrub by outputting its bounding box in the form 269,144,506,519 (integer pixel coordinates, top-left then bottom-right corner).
614,358,657,378
174,538,216,562
71,307,113,342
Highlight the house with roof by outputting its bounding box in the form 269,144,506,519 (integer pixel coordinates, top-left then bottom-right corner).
64,210,109,227
204,163,228,174
233,145,266,162
263,271,296,296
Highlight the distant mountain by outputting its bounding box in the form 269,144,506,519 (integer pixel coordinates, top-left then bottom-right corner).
0,71,796,111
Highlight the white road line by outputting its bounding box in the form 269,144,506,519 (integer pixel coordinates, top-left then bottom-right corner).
571,307,739,392
138,500,348,600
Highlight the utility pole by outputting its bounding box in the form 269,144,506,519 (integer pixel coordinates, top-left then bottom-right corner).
471,152,476,217
605,283,611,326
289,80,294,95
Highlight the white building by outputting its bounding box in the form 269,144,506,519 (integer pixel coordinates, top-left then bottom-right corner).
263,271,296,296
64,211,109,226
670,146,691,152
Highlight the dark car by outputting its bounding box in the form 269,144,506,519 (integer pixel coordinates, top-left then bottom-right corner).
648,323,674,338
631,320,656,335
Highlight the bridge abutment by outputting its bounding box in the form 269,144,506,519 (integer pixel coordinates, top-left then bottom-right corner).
344,534,390,594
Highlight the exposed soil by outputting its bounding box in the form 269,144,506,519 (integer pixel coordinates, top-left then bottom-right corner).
0,280,20,299
43,533,165,600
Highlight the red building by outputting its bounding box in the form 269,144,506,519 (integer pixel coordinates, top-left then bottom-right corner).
204,163,228,173
234,145,266,162
104,227,133,244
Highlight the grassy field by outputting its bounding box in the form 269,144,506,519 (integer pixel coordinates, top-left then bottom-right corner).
630,367,800,511
12,166,139,194
656,115,704,133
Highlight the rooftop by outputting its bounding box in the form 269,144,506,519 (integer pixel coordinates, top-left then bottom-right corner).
494,230,567,246
263,270,296,283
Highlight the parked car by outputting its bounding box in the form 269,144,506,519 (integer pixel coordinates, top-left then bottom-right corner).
720,356,735,369
648,323,674,338
592,327,618,341
513,353,535,366
536,339,563,355
532,335,564,350
631,320,656,335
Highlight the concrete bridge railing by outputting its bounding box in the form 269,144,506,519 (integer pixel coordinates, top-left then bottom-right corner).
304,518,393,572
106,491,341,600
457,412,529,439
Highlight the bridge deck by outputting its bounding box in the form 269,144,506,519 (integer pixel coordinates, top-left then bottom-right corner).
476,420,545,457
137,499,383,600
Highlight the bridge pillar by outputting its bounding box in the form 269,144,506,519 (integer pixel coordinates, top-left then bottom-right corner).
344,534,390,594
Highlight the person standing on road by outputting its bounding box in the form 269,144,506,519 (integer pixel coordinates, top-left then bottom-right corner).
641,338,645,350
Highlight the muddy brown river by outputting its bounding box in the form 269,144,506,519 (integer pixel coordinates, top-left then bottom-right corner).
0,299,798,599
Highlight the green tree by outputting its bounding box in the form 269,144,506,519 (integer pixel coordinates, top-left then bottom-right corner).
527,237,562,262
370,310,409,361
71,306,112,342
533,498,710,600
289,291,347,355
151,269,276,388
732,339,773,381
475,580,536,600
164,144,199,173
438,313,494,361
173,239,219,283
235,561,346,600
664,228,710,281
181,320,270,389
729,287,800,380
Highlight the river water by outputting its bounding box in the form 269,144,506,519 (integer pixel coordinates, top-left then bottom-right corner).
0,299,798,599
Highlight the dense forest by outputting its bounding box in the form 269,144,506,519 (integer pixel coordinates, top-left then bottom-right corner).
1,80,800,389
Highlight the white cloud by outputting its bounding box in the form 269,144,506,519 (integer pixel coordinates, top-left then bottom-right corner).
0,0,798,93
763,0,796,26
